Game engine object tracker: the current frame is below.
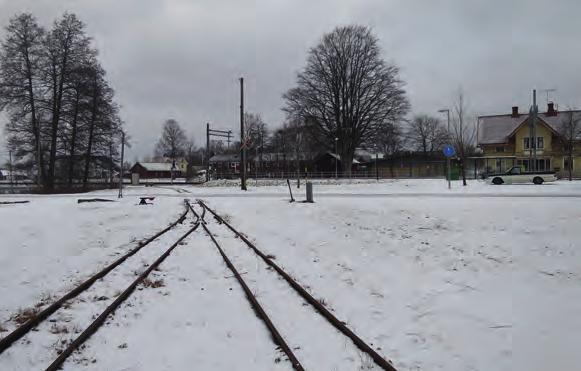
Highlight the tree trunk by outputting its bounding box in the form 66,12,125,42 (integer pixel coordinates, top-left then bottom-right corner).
568,151,573,181
67,90,80,186
47,73,58,190
460,150,467,186
24,50,45,186
47,39,71,190
83,82,98,189
341,152,353,177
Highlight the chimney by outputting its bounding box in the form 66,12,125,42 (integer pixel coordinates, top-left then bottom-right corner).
511,106,519,117
547,102,556,116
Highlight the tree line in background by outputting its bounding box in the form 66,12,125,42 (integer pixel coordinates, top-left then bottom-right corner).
149,26,476,179
145,25,478,184
282,24,476,183
0,13,123,190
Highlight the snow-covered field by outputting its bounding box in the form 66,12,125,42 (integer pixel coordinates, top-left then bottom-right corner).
0,180,579,370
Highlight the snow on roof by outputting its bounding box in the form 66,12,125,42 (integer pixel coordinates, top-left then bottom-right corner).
326,152,360,164
137,162,175,171
478,110,581,144
354,149,384,162
478,115,527,144
209,154,240,163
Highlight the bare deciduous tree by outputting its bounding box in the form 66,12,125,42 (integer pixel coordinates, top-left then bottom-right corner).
373,121,404,177
44,12,94,189
558,110,581,181
1,12,123,191
155,119,187,161
244,112,267,151
283,25,409,175
0,13,45,184
406,115,448,158
451,89,476,186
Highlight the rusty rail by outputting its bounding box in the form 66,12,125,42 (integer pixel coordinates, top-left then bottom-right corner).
45,222,200,371
0,202,189,354
199,200,397,371
199,218,305,371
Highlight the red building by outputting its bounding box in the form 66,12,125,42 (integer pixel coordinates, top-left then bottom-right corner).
130,162,181,179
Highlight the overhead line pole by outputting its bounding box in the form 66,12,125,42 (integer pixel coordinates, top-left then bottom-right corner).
529,90,538,172
206,123,210,182
9,150,14,194
118,131,125,198
240,77,247,191
206,125,233,182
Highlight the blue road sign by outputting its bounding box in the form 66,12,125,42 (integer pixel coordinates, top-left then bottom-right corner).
443,145,456,158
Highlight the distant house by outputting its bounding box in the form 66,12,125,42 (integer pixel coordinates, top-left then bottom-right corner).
130,162,181,179
365,152,448,178
312,152,361,174
209,154,243,177
0,169,29,181
354,149,384,163
478,103,581,176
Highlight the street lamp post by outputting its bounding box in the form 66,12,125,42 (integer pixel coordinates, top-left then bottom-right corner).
375,150,379,181
439,108,451,188
334,137,338,179
438,108,450,133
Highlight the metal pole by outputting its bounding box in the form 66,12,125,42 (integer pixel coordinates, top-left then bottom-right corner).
528,90,538,172
532,89,537,172
206,123,210,182
375,152,379,181
334,138,338,179
447,157,451,190
118,131,125,198
240,77,247,191
9,150,14,194
36,120,42,187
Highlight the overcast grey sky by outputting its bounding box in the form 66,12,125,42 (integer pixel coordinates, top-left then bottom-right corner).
0,0,579,161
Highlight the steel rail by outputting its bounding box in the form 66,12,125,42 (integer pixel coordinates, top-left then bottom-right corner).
45,221,200,371
200,219,305,371
199,200,397,371
0,202,189,354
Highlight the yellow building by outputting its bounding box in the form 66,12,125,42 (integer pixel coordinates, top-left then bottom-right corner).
477,104,581,177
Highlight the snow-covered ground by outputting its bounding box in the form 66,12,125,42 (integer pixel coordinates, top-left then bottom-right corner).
0,180,579,370
198,177,581,196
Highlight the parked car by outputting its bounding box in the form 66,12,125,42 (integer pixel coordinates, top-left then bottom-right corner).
483,166,557,185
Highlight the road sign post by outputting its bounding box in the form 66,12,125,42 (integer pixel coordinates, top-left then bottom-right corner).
447,158,451,189
443,145,456,190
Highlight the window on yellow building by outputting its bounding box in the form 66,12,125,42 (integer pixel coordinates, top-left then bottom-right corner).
564,157,574,171
523,137,544,149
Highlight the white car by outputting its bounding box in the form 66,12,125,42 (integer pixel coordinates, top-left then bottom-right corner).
486,166,557,185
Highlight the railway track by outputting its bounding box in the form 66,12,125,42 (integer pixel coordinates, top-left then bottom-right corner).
0,201,200,370
2,199,397,370
194,200,398,371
